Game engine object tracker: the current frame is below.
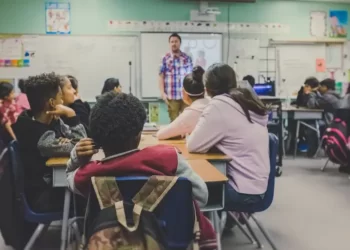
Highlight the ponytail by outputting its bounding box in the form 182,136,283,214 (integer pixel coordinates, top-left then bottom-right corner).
228,88,267,123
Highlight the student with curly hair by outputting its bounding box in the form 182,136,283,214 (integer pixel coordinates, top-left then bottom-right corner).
66,92,217,249
12,72,87,212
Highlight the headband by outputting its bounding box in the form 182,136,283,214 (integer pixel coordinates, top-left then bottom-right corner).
183,88,204,97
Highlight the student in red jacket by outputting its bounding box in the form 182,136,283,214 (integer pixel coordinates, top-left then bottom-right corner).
66,92,217,249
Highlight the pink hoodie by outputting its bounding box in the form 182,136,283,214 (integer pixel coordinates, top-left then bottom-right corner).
157,98,209,140
16,93,30,113
187,94,270,195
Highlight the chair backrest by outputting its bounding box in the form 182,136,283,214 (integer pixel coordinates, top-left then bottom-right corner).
261,133,279,210
87,176,195,249
234,133,279,213
7,140,24,193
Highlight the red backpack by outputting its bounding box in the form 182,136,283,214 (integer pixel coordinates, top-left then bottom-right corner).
322,118,349,164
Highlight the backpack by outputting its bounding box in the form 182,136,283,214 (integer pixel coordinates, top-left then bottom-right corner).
82,176,200,250
322,118,349,164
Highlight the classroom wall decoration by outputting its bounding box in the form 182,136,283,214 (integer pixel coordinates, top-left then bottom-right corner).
108,20,290,35
329,10,348,38
45,2,71,34
0,38,29,67
310,11,326,37
148,103,160,123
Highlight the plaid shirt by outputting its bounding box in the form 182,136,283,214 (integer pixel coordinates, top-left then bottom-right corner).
159,51,193,100
0,100,19,125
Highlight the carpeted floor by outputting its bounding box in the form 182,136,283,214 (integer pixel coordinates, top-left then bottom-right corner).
1,158,350,250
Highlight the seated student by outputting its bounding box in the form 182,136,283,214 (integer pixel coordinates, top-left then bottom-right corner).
66,92,217,249
294,77,319,107
157,66,209,140
0,82,19,142
96,78,122,101
61,75,90,134
16,79,30,113
101,78,122,95
307,78,341,125
242,75,255,88
187,63,270,209
12,73,86,212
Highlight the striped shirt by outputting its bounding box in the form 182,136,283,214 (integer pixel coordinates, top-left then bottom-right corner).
159,52,193,100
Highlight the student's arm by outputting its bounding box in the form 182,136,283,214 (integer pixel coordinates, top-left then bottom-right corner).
37,130,76,157
156,109,192,140
69,100,90,133
306,92,321,109
4,122,16,140
175,152,208,207
187,103,225,153
60,116,87,141
67,138,97,196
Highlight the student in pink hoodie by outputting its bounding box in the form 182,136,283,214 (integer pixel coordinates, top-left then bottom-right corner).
187,63,270,209
157,66,209,140
16,79,30,113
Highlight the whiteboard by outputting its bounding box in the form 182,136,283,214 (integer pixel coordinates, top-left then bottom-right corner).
277,44,327,97
227,38,260,82
140,33,222,98
0,35,137,101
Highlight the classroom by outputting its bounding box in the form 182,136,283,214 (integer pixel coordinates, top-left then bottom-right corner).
1,0,350,249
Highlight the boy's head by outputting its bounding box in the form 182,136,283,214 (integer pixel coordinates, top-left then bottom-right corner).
25,73,63,115
242,75,255,88
319,78,335,94
18,79,27,94
60,76,76,106
90,92,146,156
303,77,319,93
0,82,15,101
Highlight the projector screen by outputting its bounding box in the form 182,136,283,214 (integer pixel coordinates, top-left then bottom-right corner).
140,33,222,99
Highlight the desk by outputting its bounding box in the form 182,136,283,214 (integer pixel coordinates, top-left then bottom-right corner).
272,106,323,120
140,135,231,178
271,105,323,158
47,157,228,250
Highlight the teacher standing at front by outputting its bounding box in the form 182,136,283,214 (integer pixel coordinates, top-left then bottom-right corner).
159,33,193,121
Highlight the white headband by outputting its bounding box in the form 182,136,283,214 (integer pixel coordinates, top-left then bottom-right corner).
183,88,204,97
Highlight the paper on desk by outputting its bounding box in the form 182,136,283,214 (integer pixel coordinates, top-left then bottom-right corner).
316,58,326,72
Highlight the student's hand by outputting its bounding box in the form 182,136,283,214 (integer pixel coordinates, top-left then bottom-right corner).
303,86,311,95
75,138,98,159
47,104,76,118
58,137,73,145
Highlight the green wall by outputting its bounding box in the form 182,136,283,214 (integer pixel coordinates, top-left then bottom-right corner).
1,0,350,123
1,0,350,37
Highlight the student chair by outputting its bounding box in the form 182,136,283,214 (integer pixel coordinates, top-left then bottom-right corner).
8,140,81,250
86,176,195,250
226,133,279,250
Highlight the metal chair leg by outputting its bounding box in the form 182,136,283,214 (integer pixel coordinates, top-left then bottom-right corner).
314,138,324,159
228,212,255,244
321,158,330,171
294,121,300,158
251,215,278,250
24,224,49,250
240,213,263,249
220,211,227,236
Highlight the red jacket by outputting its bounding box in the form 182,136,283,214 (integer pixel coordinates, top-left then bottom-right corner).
71,145,217,249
